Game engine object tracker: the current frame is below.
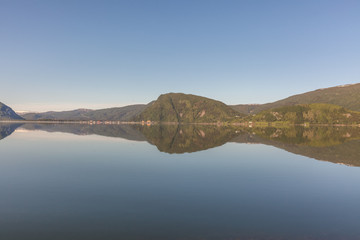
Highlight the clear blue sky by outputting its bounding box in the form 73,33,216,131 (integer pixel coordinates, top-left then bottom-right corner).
1,0,359,111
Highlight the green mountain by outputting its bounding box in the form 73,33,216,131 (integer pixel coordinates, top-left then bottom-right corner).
251,103,360,124
135,93,243,123
22,104,147,121
231,83,360,114
0,102,24,120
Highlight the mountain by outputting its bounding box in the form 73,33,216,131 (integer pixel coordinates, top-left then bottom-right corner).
0,102,24,120
251,103,360,124
22,104,147,121
135,93,243,123
231,83,360,114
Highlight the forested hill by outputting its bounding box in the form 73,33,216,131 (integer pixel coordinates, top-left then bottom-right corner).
251,103,360,124
134,93,243,123
231,83,360,114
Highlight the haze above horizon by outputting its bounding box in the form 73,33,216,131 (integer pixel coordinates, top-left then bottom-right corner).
1,0,359,112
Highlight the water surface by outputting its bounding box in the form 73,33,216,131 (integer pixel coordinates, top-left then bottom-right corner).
0,123,360,239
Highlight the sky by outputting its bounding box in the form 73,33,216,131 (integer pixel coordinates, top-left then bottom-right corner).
1,0,359,112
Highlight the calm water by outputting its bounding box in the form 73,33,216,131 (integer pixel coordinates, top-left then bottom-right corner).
0,123,360,240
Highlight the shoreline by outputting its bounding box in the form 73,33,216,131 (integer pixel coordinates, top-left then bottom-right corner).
0,120,359,127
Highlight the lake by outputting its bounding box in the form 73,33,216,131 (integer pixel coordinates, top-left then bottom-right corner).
1,123,360,240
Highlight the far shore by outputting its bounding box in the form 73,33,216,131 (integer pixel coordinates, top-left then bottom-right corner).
1,120,359,127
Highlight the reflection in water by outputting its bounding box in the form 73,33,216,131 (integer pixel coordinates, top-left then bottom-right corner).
133,124,240,154
21,123,146,141
1,122,360,239
233,126,360,167
249,126,360,147
0,123,23,140
1,123,360,166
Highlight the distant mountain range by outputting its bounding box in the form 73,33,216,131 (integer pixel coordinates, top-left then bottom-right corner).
0,102,23,120
21,104,147,121
21,93,243,122
1,83,360,123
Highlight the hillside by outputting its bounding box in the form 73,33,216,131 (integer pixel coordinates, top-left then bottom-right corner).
231,83,360,114
251,103,360,124
0,102,24,120
135,93,243,123
22,104,147,121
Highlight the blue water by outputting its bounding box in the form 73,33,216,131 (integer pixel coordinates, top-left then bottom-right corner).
0,129,360,240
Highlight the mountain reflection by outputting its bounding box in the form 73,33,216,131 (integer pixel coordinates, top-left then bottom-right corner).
1,123,360,166
21,123,146,141
0,123,23,140
133,124,240,154
234,126,360,167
